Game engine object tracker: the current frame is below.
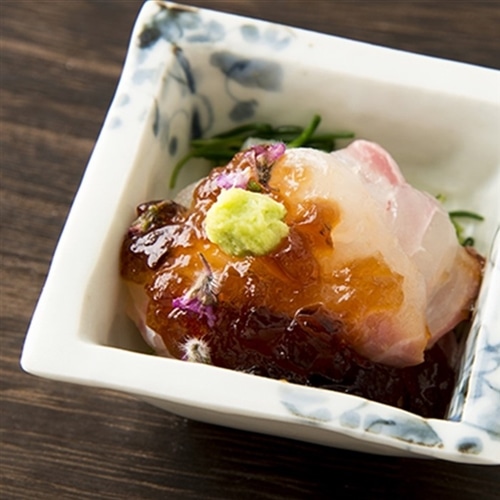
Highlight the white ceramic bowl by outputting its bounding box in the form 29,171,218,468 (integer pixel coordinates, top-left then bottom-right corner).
21,1,500,464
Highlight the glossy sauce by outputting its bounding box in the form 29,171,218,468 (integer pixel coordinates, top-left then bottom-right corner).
120,152,458,418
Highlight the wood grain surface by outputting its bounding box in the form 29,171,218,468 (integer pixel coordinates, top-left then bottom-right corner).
1,1,499,498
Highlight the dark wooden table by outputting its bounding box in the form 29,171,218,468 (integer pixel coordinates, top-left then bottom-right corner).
1,1,499,498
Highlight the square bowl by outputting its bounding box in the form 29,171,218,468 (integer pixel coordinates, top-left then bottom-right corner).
21,1,500,463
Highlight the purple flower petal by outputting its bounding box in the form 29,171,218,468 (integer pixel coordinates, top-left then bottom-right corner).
246,142,286,168
172,295,216,327
215,168,251,189
172,255,218,328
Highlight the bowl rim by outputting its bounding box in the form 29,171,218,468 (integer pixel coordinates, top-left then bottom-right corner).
21,0,500,464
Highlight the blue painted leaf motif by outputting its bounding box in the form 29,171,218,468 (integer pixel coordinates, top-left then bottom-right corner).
210,51,283,91
473,340,500,399
457,437,483,455
463,322,500,436
191,108,203,140
187,20,225,43
159,16,183,42
173,9,202,31
229,100,258,122
132,68,158,86
138,26,161,48
189,95,214,140
169,136,178,156
138,8,225,48
240,23,292,50
364,414,442,447
281,401,332,424
153,10,188,43
263,27,292,50
116,94,130,107
279,383,332,424
109,116,122,130
240,24,260,43
339,410,361,429
173,45,196,94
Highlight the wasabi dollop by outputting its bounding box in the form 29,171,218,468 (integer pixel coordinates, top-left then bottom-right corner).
205,188,289,256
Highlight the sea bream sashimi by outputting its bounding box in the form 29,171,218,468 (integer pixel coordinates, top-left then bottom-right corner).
120,140,483,374
335,141,482,343
269,141,483,365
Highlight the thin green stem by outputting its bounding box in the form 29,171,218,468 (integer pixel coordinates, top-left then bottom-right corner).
449,210,484,221
287,115,321,148
170,115,354,188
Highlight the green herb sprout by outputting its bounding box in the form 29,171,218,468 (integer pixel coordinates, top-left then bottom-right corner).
448,210,484,247
169,115,354,188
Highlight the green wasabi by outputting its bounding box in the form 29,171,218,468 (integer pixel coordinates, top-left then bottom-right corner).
205,188,289,257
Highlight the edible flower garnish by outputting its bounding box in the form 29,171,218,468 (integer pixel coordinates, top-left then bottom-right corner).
181,337,212,364
246,142,286,168
171,254,218,327
214,143,286,191
128,200,167,236
215,167,252,190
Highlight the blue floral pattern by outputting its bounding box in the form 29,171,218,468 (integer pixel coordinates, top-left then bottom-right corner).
105,1,499,463
132,1,290,149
